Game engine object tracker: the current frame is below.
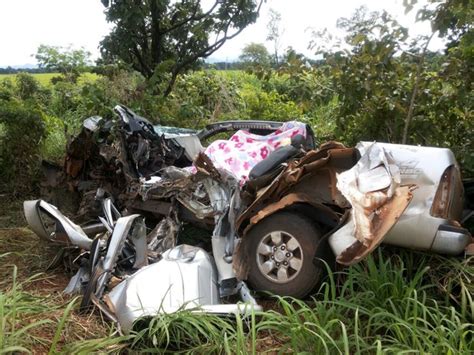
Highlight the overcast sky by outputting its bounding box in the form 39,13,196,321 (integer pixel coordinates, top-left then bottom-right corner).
0,0,442,67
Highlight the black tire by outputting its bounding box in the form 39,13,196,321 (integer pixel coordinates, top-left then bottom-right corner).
245,211,324,298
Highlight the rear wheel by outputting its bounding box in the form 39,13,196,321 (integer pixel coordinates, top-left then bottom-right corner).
245,212,324,298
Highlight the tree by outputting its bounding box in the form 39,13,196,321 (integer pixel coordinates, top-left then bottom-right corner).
410,0,473,46
266,8,284,67
309,4,472,174
311,7,413,144
239,42,271,68
100,0,264,97
35,45,92,83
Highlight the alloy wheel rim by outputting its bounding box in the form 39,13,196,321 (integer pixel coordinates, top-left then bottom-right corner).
256,231,303,284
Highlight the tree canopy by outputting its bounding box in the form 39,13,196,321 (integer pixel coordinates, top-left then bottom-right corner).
239,42,271,68
100,0,263,96
35,45,92,83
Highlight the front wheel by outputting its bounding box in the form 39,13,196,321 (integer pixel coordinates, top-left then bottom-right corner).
244,211,325,298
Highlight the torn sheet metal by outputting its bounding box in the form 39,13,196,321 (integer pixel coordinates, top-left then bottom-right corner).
330,185,413,265
23,200,93,250
146,214,180,258
64,266,89,295
95,214,143,298
235,141,353,236
139,156,236,221
104,245,261,333
336,143,401,243
329,143,413,265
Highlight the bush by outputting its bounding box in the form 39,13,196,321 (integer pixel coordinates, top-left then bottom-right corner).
0,100,46,193
239,84,303,121
0,78,14,101
15,72,41,100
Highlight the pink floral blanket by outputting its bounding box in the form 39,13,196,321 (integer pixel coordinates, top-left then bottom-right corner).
202,121,306,183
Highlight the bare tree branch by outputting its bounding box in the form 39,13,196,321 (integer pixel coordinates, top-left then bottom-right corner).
402,32,435,144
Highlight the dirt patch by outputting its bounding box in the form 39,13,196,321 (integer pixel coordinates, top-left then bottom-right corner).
0,228,63,282
0,194,29,228
0,227,114,352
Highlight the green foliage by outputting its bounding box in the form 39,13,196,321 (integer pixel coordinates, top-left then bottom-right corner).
15,73,40,100
0,78,14,101
239,42,272,70
0,262,127,353
0,266,56,352
0,100,46,193
418,0,473,42
239,82,303,120
310,5,473,175
157,70,241,127
0,73,91,86
130,308,248,352
35,45,92,83
100,0,263,96
316,8,412,144
303,96,340,141
40,114,67,163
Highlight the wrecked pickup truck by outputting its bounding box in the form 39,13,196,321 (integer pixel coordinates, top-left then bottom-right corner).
24,105,472,331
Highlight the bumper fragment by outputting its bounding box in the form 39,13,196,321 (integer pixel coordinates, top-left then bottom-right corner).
431,224,472,255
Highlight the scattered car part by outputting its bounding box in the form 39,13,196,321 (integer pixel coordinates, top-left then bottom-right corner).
329,142,414,265
105,245,261,333
95,214,144,298
23,199,93,250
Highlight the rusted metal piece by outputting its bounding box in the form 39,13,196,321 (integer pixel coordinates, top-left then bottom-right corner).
232,143,358,280
246,192,340,235
336,185,414,265
430,165,464,220
236,142,356,235
465,240,474,256
194,152,222,181
64,130,96,178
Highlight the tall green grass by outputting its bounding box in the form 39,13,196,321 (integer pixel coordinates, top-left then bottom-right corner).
126,248,474,353
0,259,126,353
0,265,55,353
1,247,472,353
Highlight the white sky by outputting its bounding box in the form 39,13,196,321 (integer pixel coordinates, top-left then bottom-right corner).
0,0,442,67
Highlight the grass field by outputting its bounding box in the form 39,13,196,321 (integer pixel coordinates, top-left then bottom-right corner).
0,72,98,86
0,196,473,353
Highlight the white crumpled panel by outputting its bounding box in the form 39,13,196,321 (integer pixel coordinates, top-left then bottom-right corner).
336,142,401,246
106,245,220,333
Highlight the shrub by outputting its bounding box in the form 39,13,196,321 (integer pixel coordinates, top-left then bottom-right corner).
239,84,303,120
0,100,46,193
0,78,14,101
15,72,41,100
